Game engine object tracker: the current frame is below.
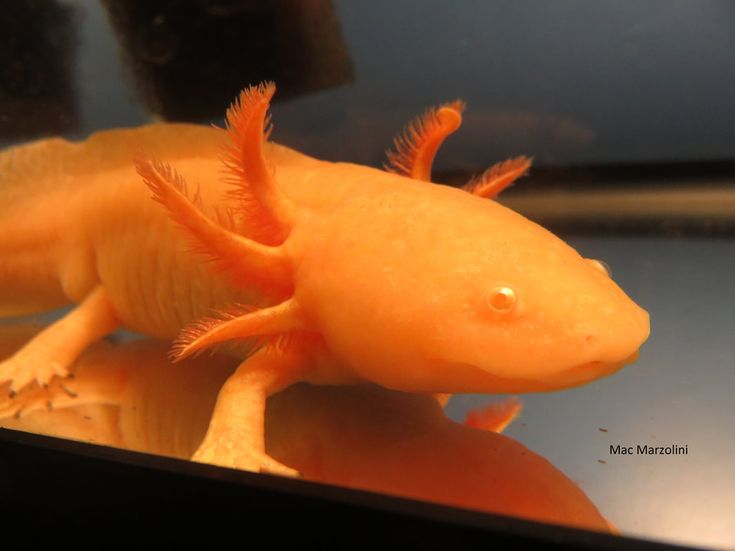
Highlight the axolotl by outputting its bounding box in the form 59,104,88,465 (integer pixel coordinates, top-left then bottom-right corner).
0,83,649,474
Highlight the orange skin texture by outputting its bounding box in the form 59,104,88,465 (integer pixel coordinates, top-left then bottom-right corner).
0,326,611,533
0,84,649,471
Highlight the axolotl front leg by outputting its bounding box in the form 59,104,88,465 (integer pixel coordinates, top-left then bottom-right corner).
172,298,314,475
191,346,307,476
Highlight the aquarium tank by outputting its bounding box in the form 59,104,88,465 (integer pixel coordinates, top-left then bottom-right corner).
0,1,733,549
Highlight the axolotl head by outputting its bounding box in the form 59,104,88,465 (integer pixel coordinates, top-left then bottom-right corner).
301,176,649,394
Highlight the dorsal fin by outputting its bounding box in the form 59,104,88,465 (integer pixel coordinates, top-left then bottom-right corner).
463,156,532,199
221,82,294,245
0,124,224,208
384,100,465,182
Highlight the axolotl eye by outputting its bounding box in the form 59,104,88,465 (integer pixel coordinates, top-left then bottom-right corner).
485,286,518,314
586,258,612,278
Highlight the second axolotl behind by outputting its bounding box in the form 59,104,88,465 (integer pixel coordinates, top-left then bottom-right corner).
0,83,649,474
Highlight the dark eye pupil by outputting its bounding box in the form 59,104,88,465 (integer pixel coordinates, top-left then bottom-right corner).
487,287,515,311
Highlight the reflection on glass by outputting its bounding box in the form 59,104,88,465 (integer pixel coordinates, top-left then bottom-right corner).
100,0,353,120
0,1,78,142
0,325,611,533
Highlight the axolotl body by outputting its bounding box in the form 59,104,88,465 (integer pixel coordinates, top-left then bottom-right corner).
0,83,649,473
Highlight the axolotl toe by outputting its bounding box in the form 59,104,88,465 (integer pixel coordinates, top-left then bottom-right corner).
0,82,649,472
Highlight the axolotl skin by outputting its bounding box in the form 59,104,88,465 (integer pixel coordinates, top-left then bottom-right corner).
0,82,649,474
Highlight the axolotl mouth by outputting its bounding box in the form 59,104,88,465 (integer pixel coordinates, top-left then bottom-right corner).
538,350,640,390
423,350,642,394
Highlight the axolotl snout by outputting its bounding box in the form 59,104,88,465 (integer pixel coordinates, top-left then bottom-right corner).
292,162,649,394
0,82,649,473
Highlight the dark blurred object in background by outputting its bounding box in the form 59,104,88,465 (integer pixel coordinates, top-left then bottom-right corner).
0,0,78,140
101,0,353,121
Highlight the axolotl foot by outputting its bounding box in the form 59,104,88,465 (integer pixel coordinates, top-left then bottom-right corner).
0,353,71,398
0,373,79,420
0,287,119,397
191,441,300,478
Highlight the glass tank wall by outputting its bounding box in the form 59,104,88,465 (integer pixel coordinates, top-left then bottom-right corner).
1,2,734,548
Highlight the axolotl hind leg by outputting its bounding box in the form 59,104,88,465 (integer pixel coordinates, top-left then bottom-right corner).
0,287,119,397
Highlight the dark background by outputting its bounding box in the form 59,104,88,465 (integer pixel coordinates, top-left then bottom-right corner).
3,1,735,170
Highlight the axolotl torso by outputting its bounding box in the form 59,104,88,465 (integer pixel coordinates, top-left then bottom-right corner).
0,83,649,473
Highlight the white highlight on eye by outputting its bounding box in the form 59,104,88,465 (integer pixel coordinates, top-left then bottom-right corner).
587,258,612,277
486,286,517,313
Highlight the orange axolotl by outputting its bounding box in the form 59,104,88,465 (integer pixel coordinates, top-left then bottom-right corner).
0,82,649,474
